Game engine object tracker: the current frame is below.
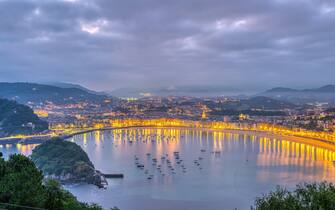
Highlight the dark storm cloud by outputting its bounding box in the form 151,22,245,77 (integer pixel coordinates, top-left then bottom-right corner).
0,0,334,92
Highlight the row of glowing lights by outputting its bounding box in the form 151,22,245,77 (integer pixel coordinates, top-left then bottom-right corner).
76,127,335,162
109,119,335,141
2,118,335,144
48,118,335,142
1,127,335,163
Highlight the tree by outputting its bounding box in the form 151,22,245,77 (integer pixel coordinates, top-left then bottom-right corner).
254,182,335,210
0,154,45,208
0,154,106,210
44,179,65,210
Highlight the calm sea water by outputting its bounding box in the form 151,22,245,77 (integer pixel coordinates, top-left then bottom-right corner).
2,127,335,210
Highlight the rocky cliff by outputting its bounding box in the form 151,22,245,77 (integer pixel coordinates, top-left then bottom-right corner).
31,139,107,188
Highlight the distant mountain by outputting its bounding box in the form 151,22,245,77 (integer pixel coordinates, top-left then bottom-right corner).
258,85,335,104
204,96,297,117
266,87,298,93
109,85,250,97
46,82,105,95
240,96,297,110
306,85,335,93
0,82,108,105
0,98,48,137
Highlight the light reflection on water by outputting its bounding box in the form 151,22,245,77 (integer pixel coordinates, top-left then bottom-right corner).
2,127,335,210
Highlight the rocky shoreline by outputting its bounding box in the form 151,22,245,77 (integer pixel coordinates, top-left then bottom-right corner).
44,164,108,188
31,139,108,188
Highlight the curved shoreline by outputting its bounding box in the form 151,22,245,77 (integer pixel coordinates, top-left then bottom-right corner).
3,125,335,152
66,126,335,152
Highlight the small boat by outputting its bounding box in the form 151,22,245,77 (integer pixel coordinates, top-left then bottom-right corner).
137,164,144,168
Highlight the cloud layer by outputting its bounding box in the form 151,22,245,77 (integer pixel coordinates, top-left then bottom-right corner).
1,0,335,91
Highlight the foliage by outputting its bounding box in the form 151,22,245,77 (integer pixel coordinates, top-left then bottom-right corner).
31,139,94,175
0,154,104,210
204,96,296,112
210,109,286,116
0,98,48,136
254,182,335,210
0,154,45,208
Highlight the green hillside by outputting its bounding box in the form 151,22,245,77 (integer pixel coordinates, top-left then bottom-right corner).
31,140,107,188
0,98,48,137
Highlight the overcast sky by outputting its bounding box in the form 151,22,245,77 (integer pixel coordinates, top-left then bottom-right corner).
0,0,334,92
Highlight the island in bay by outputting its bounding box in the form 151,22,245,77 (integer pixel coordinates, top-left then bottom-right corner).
31,139,108,188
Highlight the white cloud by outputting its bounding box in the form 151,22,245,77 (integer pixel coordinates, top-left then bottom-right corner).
1,0,335,90
33,8,41,16
321,5,335,14
26,36,50,43
215,18,251,31
80,19,108,35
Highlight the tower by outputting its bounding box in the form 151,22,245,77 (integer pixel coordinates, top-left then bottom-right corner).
201,109,207,120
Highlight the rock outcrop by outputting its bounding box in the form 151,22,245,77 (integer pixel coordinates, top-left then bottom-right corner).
31,139,108,188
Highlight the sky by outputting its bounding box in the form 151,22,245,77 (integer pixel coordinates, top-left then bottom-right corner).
0,0,335,93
